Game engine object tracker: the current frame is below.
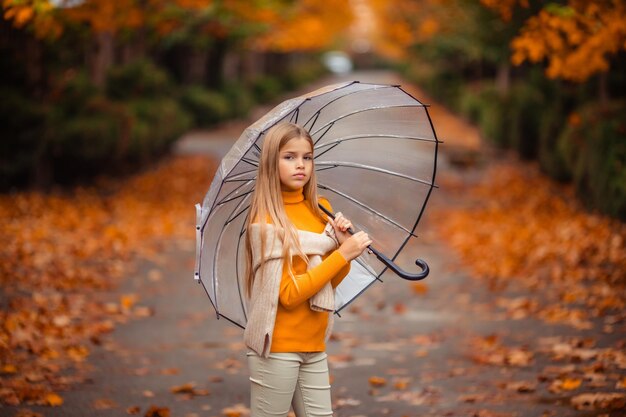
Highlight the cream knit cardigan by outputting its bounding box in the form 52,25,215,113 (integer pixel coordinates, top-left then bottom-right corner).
243,222,341,358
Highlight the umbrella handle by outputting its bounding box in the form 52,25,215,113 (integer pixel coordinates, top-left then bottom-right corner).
318,204,429,281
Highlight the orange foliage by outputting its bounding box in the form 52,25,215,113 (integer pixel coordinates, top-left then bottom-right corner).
2,0,62,38
1,0,216,38
252,0,354,52
0,155,215,406
436,161,626,323
510,1,626,82
367,0,453,60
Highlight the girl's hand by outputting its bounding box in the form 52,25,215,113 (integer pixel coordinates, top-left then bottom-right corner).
330,212,352,245
337,231,372,261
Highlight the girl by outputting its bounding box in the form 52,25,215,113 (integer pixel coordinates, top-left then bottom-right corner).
243,122,372,417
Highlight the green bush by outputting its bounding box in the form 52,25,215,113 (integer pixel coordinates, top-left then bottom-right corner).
457,84,484,124
220,82,256,118
251,75,282,102
508,81,544,159
538,99,571,181
458,81,546,158
402,60,463,111
282,60,326,90
127,98,192,160
58,70,100,113
106,59,173,100
0,89,47,189
557,100,626,219
46,96,131,180
457,83,511,148
180,86,230,127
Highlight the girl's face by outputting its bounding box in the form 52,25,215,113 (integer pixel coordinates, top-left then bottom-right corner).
278,137,313,191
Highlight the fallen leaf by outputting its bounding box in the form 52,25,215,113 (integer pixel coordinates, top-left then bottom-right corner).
93,398,117,409
126,405,141,414
571,392,626,410
121,294,138,310
171,383,196,394
499,381,536,393
411,282,428,295
368,376,387,387
45,393,63,406
222,403,250,417
144,405,171,417
1,364,17,374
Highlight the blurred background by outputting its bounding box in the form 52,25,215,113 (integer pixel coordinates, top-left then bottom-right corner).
1,1,625,416
2,0,624,214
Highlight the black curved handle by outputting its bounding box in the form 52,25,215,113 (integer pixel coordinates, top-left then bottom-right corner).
318,204,429,281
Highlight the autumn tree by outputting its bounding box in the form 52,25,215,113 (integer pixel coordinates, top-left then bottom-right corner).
513,0,626,102
483,0,626,100
251,0,353,52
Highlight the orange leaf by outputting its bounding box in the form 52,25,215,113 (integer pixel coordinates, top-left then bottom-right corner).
368,376,387,387
45,392,64,406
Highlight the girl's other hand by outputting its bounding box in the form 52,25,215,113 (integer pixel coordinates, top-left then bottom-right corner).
330,212,352,245
337,231,372,261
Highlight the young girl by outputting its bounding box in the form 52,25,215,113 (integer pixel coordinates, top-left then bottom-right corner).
243,122,371,417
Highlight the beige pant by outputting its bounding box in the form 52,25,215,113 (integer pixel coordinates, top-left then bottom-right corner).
247,351,333,417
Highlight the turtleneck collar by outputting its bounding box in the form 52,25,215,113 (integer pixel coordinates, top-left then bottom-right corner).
281,188,304,204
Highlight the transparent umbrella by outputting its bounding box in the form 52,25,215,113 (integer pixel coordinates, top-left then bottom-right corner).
194,81,440,329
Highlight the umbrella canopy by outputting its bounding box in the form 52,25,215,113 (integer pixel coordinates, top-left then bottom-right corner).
194,81,439,329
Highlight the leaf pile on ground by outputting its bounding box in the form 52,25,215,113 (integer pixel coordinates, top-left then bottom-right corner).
0,155,215,407
436,160,626,324
433,160,626,414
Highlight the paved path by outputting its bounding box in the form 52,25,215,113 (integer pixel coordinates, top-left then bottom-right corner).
11,71,623,417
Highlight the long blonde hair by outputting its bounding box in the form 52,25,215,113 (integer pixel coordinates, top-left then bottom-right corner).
244,122,326,297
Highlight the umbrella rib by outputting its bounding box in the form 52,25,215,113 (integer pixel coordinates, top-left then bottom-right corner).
303,85,395,131
235,211,251,323
314,135,437,159
241,157,259,167
315,134,438,149
224,166,259,181
316,161,436,188
290,107,300,123
214,179,254,205
317,183,417,237
314,122,334,145
311,104,425,137
226,202,252,225
303,111,320,131
216,188,255,206
224,177,255,183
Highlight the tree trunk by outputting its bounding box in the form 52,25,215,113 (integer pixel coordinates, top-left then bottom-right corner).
241,50,264,82
598,71,609,107
90,31,115,87
121,28,147,65
207,39,228,88
496,62,510,94
183,48,208,85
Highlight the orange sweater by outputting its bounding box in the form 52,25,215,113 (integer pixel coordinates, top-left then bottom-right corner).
270,189,351,353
